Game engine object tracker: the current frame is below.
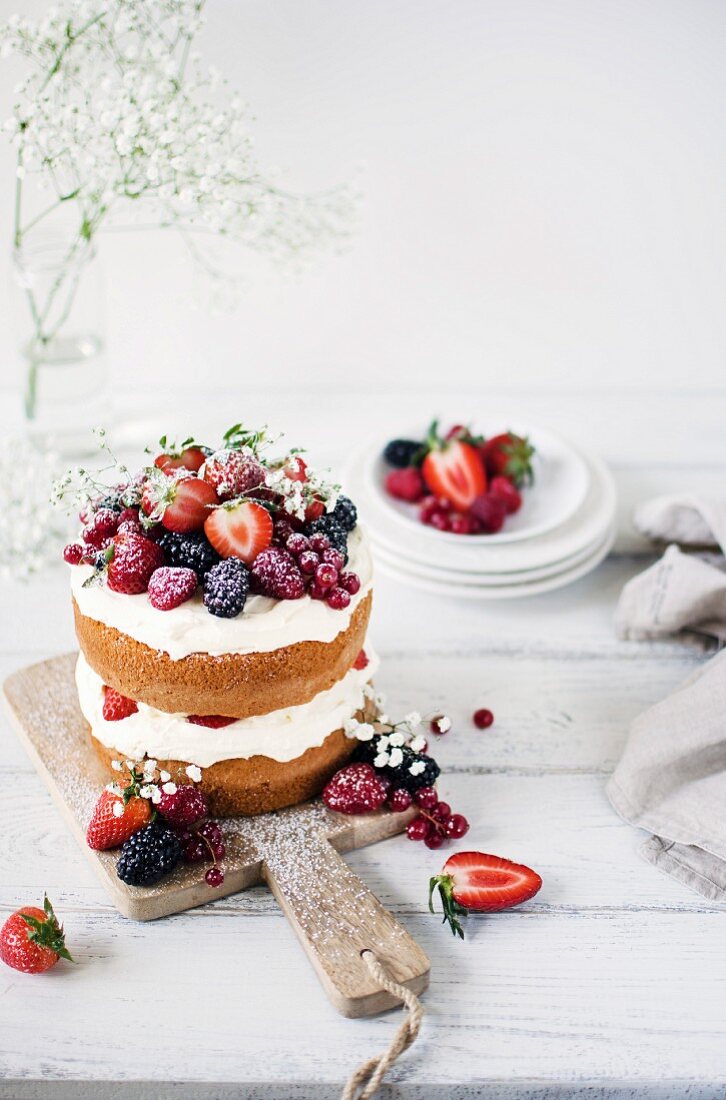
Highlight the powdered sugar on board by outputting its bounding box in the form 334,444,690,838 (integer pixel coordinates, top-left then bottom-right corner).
2,652,429,1015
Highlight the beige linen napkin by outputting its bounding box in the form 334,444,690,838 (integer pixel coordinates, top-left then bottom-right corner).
607,650,726,901
610,494,726,900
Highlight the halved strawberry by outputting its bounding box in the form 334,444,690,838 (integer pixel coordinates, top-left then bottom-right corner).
204,500,273,564
154,447,207,474
142,475,219,534
429,851,542,938
422,439,486,512
102,686,139,721
284,455,308,483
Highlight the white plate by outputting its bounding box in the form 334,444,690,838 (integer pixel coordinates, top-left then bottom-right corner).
344,449,616,576
372,525,615,600
365,422,589,546
370,522,616,587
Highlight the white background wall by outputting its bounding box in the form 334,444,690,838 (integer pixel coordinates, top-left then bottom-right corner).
1,0,725,398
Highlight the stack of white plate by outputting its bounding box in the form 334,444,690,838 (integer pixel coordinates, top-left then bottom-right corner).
344,424,617,599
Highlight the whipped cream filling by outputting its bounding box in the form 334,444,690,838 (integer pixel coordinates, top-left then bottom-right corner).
76,647,379,767
70,525,373,660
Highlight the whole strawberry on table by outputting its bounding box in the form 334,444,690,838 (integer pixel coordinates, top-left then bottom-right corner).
383,420,535,535
0,895,73,973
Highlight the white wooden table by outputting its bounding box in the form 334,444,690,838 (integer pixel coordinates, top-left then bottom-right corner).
1,387,725,1099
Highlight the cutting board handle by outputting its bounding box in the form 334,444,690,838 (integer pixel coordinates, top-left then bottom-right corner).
262,834,430,1018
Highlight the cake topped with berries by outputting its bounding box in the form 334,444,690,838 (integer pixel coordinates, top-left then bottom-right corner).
59,425,374,816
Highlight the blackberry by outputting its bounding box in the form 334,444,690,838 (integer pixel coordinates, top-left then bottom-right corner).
332,495,357,532
203,557,250,618
97,493,123,513
305,515,348,560
355,736,440,792
157,530,220,578
117,821,182,886
383,439,423,468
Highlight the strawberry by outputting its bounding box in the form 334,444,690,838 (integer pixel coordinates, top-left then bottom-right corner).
283,455,308,482
480,432,535,487
489,475,522,514
322,763,388,815
429,851,542,938
385,467,425,503
0,896,73,973
421,426,486,513
154,446,207,474
86,788,151,850
202,450,266,500
106,532,165,594
142,474,219,534
187,714,237,728
204,499,273,564
353,649,369,670
102,685,138,721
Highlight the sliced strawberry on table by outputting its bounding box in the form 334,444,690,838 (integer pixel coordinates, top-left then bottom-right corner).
421,433,486,513
429,851,542,938
102,685,139,721
204,499,273,564
480,432,535,487
154,446,207,474
86,788,152,850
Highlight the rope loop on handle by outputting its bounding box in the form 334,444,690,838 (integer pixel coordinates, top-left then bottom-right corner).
341,951,424,1100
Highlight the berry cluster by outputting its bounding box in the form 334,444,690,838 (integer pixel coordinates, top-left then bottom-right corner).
382,421,535,535
85,760,226,891
405,787,469,850
61,425,361,618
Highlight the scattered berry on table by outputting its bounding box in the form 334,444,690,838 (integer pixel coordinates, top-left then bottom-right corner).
202,449,266,500
156,530,220,578
429,851,542,937
102,686,138,722
0,896,73,973
252,547,306,600
116,820,183,886
489,475,522,515
187,714,237,728
322,763,388,815
63,542,84,565
385,467,425,503
205,867,225,888
86,789,151,850
147,566,198,610
331,495,358,531
473,708,494,729
383,439,423,468
203,558,250,618
106,532,165,594
430,715,451,736
204,499,273,563
388,787,413,812
469,492,507,533
157,784,208,827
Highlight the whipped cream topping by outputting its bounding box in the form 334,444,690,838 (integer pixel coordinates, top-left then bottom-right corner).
76,647,379,767
70,525,373,660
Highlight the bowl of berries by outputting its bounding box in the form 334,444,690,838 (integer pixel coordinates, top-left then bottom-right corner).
371,420,589,545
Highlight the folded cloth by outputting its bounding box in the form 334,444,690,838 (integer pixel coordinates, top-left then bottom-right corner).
607,650,726,901
616,495,726,646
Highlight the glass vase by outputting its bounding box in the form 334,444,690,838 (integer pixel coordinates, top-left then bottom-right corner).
12,232,111,457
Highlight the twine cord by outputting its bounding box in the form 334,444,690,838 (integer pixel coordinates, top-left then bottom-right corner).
341,950,424,1100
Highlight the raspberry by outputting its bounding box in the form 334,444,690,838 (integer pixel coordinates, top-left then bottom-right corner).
385,467,425,503
147,566,198,610
331,495,358,531
203,558,250,618
327,586,350,610
107,533,165,594
339,571,361,595
383,439,423,468
157,784,208,827
469,493,506,534
251,548,305,600
203,450,265,500
102,686,138,721
82,508,120,549
187,714,236,728
156,530,220,578
322,763,388,815
116,821,182,886
489,476,522,515
305,516,348,559
63,543,84,565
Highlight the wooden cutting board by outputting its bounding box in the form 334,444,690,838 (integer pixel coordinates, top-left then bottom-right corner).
2,653,430,1018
